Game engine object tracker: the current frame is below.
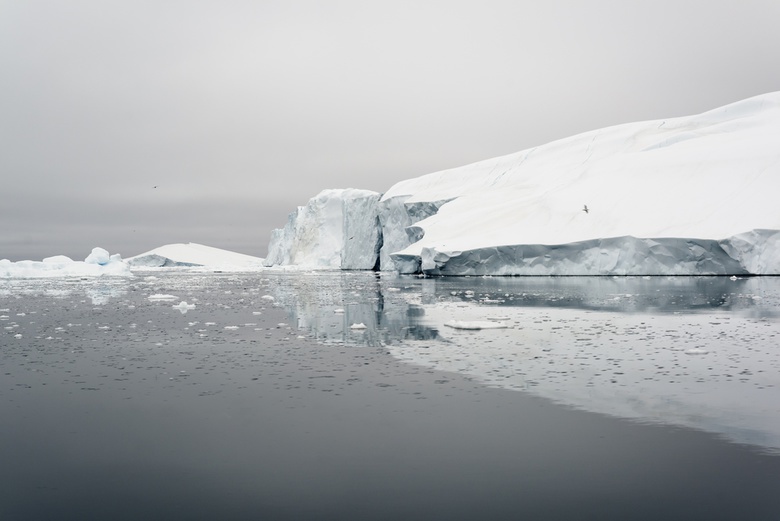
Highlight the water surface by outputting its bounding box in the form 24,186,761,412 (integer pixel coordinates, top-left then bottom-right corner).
1,272,779,520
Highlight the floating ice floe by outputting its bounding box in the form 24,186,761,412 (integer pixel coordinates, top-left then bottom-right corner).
148,294,178,301
1,247,131,278
444,320,509,330
172,301,196,313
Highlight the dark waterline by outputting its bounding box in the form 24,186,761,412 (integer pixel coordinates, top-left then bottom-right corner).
1,273,779,520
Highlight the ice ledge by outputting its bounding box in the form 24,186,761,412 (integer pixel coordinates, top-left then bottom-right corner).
390,230,780,276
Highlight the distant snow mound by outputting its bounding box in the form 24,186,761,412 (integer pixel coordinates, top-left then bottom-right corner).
126,243,264,270
0,248,131,278
265,92,780,275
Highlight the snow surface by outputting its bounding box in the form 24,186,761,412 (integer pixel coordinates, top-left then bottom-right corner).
265,92,780,275
0,248,131,278
126,243,264,270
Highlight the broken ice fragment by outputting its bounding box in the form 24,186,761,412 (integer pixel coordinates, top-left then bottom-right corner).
444,320,509,330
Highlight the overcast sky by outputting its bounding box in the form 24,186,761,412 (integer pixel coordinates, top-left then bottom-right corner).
2,0,779,260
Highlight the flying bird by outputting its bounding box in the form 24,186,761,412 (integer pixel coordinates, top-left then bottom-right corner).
583,205,589,214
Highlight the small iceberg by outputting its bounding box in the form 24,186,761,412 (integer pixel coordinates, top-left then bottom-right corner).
148,294,178,301
172,301,196,314
444,320,509,330
1,247,131,279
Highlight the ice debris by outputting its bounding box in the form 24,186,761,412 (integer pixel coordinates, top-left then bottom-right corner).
444,320,509,330
172,301,196,313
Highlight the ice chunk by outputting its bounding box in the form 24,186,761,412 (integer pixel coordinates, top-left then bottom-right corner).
1,249,131,278
444,320,508,330
84,247,111,265
148,294,178,301
172,301,196,313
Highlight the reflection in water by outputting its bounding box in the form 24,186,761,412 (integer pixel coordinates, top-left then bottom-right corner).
0,277,130,305
270,272,780,454
265,272,444,347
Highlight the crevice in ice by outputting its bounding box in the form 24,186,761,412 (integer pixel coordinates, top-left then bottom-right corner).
372,215,383,272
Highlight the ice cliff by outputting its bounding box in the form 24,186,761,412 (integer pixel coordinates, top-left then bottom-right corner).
265,92,780,275
264,189,382,270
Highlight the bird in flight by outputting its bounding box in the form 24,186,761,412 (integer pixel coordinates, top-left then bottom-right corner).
583,204,589,214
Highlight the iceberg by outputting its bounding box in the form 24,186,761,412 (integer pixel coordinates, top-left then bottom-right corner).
265,92,780,275
264,189,382,270
172,301,196,314
126,243,264,270
0,247,131,278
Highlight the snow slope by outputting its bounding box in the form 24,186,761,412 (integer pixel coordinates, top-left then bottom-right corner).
265,92,780,275
126,243,264,269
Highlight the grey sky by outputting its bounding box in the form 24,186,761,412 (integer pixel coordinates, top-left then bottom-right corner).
2,0,779,260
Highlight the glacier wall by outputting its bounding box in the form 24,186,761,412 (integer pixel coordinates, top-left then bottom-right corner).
264,92,780,275
264,189,382,270
390,233,780,276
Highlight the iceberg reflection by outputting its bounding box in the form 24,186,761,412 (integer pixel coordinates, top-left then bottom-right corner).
269,272,780,454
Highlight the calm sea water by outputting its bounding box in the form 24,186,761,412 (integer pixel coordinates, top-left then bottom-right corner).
1,272,779,520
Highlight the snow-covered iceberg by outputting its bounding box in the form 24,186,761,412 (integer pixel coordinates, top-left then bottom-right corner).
265,92,780,275
126,243,264,270
0,247,131,278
